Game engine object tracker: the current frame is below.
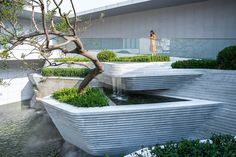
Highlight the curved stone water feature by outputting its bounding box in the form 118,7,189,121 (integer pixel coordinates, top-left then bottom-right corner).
99,62,202,91
41,96,221,156
29,62,235,156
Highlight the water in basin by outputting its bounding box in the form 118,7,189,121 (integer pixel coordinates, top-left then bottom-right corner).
0,101,93,157
103,88,188,105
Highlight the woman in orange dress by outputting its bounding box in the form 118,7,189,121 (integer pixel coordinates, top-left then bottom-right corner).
150,30,157,55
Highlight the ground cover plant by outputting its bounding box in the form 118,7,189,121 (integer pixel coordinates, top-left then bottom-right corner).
54,57,90,62
53,87,108,107
55,54,170,63
41,67,90,77
149,134,236,157
110,55,170,62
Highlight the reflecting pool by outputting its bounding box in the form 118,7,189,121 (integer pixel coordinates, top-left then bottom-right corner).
0,101,93,157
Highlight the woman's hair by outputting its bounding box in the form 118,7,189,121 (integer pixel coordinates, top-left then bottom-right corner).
150,30,155,37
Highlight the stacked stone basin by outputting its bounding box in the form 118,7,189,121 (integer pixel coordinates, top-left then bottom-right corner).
37,62,226,156
41,96,221,156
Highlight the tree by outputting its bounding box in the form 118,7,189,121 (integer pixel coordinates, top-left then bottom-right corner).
0,0,104,93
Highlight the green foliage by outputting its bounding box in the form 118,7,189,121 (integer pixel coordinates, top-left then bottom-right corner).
53,87,108,107
172,46,236,70
171,59,218,69
54,10,72,32
57,55,170,63
0,35,10,46
0,50,10,59
41,68,90,77
97,50,117,62
46,10,57,20
111,55,170,62
150,134,236,157
54,57,90,62
0,0,24,21
54,17,70,32
217,45,236,70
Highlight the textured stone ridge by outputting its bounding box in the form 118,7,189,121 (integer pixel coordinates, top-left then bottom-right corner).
28,73,100,109
41,96,221,156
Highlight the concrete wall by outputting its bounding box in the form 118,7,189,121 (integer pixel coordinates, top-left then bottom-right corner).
81,0,236,59
0,60,44,105
81,0,236,38
0,69,33,105
161,69,236,137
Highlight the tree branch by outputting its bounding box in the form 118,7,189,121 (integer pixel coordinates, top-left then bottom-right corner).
1,0,104,94
69,0,77,31
0,22,15,37
31,2,39,32
52,0,63,16
47,39,71,51
39,0,50,48
52,0,76,35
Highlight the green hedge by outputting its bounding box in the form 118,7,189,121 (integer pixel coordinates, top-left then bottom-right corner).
171,59,218,69
53,87,108,107
54,55,170,63
41,67,90,77
97,50,117,62
150,134,236,157
54,57,90,62
172,45,236,70
217,45,236,70
110,55,170,62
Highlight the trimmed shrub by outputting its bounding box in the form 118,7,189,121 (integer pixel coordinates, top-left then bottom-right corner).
97,49,117,62
53,87,108,107
111,55,170,62
54,57,90,62
41,67,90,77
150,134,236,157
54,55,170,63
217,45,236,70
171,59,218,69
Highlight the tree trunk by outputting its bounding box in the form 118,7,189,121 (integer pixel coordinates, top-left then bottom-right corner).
77,49,104,94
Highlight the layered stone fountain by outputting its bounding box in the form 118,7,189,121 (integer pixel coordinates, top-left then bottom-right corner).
35,62,225,156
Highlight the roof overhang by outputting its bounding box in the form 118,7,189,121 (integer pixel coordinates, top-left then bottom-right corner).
20,10,42,20
76,0,207,20
19,9,60,21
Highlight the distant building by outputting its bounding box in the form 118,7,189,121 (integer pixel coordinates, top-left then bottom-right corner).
78,0,236,59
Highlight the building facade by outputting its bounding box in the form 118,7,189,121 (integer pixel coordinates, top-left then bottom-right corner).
79,0,236,59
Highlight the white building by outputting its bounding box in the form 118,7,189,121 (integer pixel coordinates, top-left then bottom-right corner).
78,0,236,59
1,0,236,59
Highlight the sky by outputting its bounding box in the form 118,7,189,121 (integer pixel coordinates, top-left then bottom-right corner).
60,0,128,12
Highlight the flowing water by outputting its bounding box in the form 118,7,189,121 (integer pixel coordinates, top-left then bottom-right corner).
0,101,93,157
104,88,188,105
111,77,127,101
